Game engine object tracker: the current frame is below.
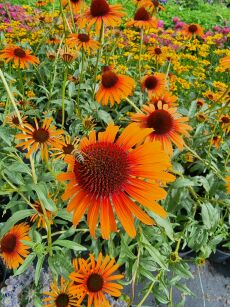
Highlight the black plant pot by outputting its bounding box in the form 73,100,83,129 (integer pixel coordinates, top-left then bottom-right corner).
178,246,195,259
0,258,7,287
210,248,230,264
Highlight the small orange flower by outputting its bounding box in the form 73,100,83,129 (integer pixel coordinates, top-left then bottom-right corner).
60,47,77,63
141,73,167,97
183,24,204,38
30,201,54,228
67,33,99,53
78,0,125,33
226,176,230,194
5,113,27,128
43,276,79,307
211,135,222,149
15,118,64,161
0,46,39,69
219,56,230,71
57,123,174,239
126,7,157,29
51,135,79,160
69,253,123,306
96,69,135,106
0,223,30,269
132,102,192,155
220,115,230,134
61,0,86,13
139,0,165,11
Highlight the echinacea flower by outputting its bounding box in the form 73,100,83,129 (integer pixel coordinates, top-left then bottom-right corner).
183,23,204,38
226,176,230,193
141,73,166,97
220,115,230,134
78,0,125,33
132,102,192,155
0,46,39,69
30,201,54,228
219,55,230,71
43,277,79,307
66,33,99,53
69,253,123,306
15,118,64,161
0,223,30,269
61,0,86,13
5,113,27,128
51,135,79,160
138,0,165,11
126,7,157,29
57,123,174,239
96,69,135,106
149,91,178,107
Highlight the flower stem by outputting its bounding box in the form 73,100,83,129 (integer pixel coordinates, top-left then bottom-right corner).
61,67,68,128
126,97,142,113
138,28,144,80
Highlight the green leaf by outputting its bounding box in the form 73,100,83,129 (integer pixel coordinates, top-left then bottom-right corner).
56,209,72,221
35,255,45,286
97,110,113,124
32,183,56,211
14,253,36,276
172,178,196,188
53,239,86,251
48,252,73,279
121,236,136,260
201,203,219,230
0,126,12,146
149,213,174,241
0,209,35,237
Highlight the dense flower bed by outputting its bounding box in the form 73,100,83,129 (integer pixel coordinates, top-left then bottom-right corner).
0,0,229,306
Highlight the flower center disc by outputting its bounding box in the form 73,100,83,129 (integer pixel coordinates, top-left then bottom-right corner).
78,33,90,42
1,234,17,253
12,116,20,125
154,47,162,55
87,273,104,292
63,144,74,154
102,71,119,88
134,7,150,21
188,24,198,33
221,116,230,123
14,48,26,58
33,128,50,143
74,142,130,198
71,0,80,3
90,0,110,17
55,293,69,307
144,76,158,90
147,109,173,135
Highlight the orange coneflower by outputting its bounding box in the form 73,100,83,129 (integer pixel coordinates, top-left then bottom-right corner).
5,113,28,128
96,69,135,106
211,135,222,149
67,33,99,53
219,55,230,71
149,91,178,107
60,47,77,63
62,0,86,13
57,123,175,239
226,176,230,194
0,46,39,69
30,201,54,228
141,73,167,97
69,253,123,306
78,0,125,33
132,102,192,155
139,0,165,11
183,23,204,38
43,277,79,307
15,118,64,161
0,223,30,269
126,7,157,29
148,46,163,58
47,37,60,45
51,135,79,160
220,115,230,134
196,98,205,108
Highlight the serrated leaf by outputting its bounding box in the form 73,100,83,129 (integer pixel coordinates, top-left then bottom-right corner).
14,253,36,276
0,209,35,237
172,178,196,188
53,239,86,251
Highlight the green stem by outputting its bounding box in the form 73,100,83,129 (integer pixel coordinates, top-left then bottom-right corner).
61,67,68,128
76,49,84,119
92,22,104,98
138,29,144,79
126,97,142,113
